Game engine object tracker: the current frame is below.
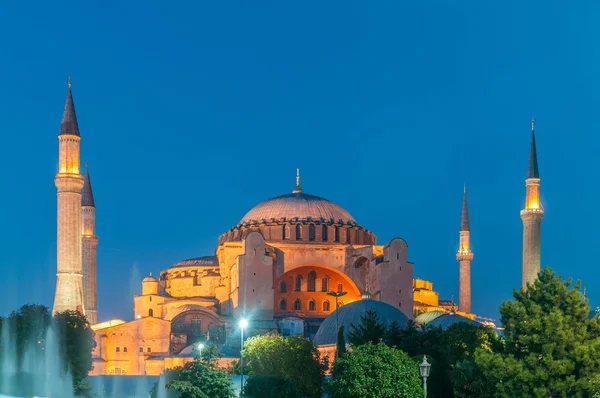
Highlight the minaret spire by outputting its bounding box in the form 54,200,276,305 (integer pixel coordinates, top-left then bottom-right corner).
457,184,473,314
59,78,80,137
82,162,95,207
521,118,544,290
292,168,303,194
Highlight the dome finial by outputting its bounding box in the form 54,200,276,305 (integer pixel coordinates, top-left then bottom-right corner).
292,168,303,194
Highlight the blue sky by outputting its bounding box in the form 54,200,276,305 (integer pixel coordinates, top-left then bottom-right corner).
0,1,598,322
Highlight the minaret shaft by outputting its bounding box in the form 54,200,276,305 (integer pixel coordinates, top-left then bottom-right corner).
82,166,98,324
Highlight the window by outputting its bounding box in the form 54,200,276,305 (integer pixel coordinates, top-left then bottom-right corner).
295,275,302,291
149,309,154,317
123,347,128,353
295,224,302,240
323,300,330,311
322,225,328,241
116,347,120,352
321,278,329,292
148,347,152,352
280,281,287,293
293,299,302,310
108,367,127,375
346,229,351,244
139,347,143,353
307,271,316,292
282,224,288,240
334,226,340,242
191,318,202,334
280,299,287,310
150,296,152,302
309,300,316,311
337,283,343,293
309,224,316,241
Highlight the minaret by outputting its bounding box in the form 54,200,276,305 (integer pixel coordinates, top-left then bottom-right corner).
53,79,85,316
521,118,544,290
82,162,98,324
456,184,473,313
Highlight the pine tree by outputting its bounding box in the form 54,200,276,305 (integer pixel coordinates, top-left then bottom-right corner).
336,325,347,356
347,309,387,346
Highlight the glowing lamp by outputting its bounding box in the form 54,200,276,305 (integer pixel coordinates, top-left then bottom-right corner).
239,318,248,329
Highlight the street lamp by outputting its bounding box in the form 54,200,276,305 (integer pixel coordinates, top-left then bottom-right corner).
239,318,249,397
419,355,431,398
327,291,347,358
196,342,204,358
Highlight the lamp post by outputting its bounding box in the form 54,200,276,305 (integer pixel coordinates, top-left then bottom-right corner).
419,355,431,398
327,291,347,358
196,342,204,358
239,318,249,397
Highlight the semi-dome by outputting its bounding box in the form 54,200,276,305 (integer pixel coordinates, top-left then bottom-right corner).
239,192,356,226
171,256,219,268
313,297,410,346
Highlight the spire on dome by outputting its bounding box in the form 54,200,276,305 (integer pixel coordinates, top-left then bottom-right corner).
292,168,303,194
460,184,470,231
82,162,95,207
527,118,539,179
59,77,80,136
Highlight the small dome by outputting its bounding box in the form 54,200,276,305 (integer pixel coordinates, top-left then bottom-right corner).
313,298,409,346
426,314,482,330
414,311,447,325
171,256,219,268
143,274,158,283
239,192,357,226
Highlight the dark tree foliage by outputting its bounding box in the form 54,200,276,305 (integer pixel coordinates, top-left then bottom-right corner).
242,333,328,398
328,343,423,398
347,309,387,346
475,267,600,397
53,310,96,387
150,344,235,398
336,325,347,356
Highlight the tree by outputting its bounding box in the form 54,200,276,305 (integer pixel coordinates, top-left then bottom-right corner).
347,309,387,346
242,333,328,398
151,344,235,398
336,325,347,356
475,267,600,397
328,343,423,398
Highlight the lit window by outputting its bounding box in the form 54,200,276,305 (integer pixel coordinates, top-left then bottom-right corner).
280,299,287,310
323,301,330,311
293,299,302,310
307,271,316,292
108,367,127,375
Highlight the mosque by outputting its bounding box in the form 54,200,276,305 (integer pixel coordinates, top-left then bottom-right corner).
51,85,542,376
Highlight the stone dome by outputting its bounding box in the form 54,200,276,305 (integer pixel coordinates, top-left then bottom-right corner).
414,311,447,325
142,274,158,283
239,192,357,226
313,298,409,346
426,314,482,330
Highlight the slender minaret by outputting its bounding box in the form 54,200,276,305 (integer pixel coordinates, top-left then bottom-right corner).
53,79,85,316
521,118,544,290
82,162,98,324
456,184,473,313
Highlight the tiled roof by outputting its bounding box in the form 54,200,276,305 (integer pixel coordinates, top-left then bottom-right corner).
171,256,219,268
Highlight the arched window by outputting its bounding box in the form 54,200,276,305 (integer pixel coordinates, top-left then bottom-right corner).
148,309,154,317
323,300,330,311
295,224,302,240
321,278,329,292
295,275,302,291
309,224,316,241
283,224,289,240
322,225,328,241
338,283,343,293
309,300,316,311
334,226,340,242
293,299,302,310
307,271,316,292
280,281,287,293
346,229,351,244
280,299,287,310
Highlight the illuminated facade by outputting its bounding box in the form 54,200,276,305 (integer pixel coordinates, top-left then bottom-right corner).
521,119,544,290
53,83,98,324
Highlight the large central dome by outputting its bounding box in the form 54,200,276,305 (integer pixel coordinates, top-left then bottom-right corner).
239,191,356,226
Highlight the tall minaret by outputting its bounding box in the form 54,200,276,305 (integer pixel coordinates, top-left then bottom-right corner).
82,162,98,324
53,80,85,316
456,184,473,314
521,118,544,290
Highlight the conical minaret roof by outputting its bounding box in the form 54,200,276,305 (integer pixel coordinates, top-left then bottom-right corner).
82,163,95,207
527,118,539,179
59,80,80,136
460,185,470,231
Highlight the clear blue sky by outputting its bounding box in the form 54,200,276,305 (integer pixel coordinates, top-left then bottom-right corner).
0,1,598,322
